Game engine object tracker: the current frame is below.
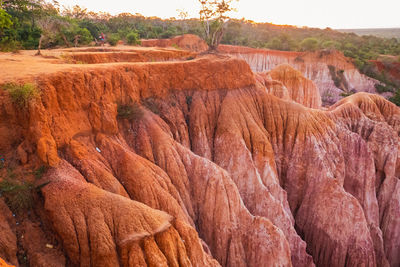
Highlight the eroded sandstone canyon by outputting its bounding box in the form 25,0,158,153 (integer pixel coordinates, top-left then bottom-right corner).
219,45,379,105
142,35,381,106
0,39,399,267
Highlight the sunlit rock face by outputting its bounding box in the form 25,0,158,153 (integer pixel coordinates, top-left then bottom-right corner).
256,64,322,108
220,45,378,105
141,34,209,52
0,46,399,267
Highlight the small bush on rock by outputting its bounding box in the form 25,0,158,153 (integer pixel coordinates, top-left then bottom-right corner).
117,103,144,121
186,95,193,106
0,178,35,213
142,98,160,114
3,83,40,107
0,167,49,214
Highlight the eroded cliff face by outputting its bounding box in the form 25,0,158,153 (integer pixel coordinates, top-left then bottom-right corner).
256,64,322,108
371,59,400,85
220,45,378,105
141,34,209,53
0,47,399,267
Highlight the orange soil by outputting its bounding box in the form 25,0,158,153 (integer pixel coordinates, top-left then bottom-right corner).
0,46,195,84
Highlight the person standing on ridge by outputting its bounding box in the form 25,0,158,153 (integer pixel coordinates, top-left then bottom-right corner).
99,32,106,46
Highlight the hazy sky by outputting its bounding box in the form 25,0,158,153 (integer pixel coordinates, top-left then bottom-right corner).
57,0,400,29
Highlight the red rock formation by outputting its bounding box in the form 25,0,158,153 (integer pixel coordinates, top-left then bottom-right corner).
0,200,17,267
141,34,209,52
255,64,321,108
267,64,321,108
0,48,399,267
220,45,378,105
371,59,400,85
62,49,195,64
256,72,291,101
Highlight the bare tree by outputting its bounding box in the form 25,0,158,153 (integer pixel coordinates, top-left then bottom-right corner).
198,0,238,51
36,15,69,55
176,8,189,33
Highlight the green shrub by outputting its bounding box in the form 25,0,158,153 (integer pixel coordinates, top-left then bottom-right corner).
343,50,355,58
108,33,120,46
322,40,340,50
126,31,141,45
77,27,93,45
300,37,319,51
340,91,354,97
3,83,40,107
0,179,35,213
389,89,400,106
0,37,21,52
186,95,193,106
142,98,160,114
117,103,143,121
375,83,394,93
32,165,47,179
0,9,13,31
354,58,366,70
0,171,50,214
171,43,180,49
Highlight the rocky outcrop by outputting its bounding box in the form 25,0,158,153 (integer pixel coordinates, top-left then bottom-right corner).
220,45,378,105
61,48,195,64
256,64,321,108
371,59,400,85
0,48,399,267
0,257,15,267
141,34,208,52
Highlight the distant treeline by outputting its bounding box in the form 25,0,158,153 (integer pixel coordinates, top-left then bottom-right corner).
1,0,400,103
338,28,400,39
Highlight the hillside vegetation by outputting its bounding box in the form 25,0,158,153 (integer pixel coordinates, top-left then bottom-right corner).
1,0,400,103
338,28,400,39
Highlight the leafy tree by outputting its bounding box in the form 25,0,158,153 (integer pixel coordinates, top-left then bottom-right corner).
79,19,105,39
126,30,140,45
107,33,119,46
300,37,319,51
35,14,69,54
198,0,238,50
389,89,400,106
322,40,340,50
0,8,13,34
1,0,400,106
267,37,282,50
62,24,93,46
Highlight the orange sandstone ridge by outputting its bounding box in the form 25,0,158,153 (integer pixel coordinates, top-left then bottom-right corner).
138,34,380,106
256,64,322,108
219,45,379,105
0,44,399,267
0,258,14,267
141,34,209,53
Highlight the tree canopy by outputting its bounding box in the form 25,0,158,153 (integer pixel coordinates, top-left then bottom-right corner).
198,0,237,50
0,0,399,105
